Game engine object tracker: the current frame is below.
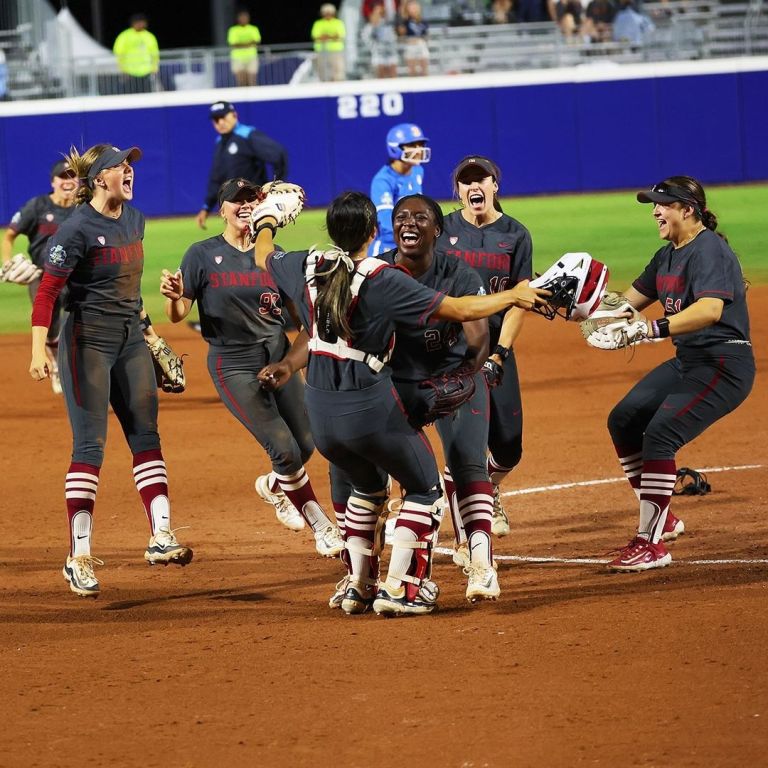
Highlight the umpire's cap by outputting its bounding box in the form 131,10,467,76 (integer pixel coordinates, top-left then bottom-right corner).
637,182,699,207
218,178,261,207
87,146,142,184
210,100,236,120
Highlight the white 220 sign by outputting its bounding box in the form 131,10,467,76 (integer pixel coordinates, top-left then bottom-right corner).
337,93,404,119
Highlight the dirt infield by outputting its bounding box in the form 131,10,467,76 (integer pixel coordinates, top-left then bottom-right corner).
1,289,766,768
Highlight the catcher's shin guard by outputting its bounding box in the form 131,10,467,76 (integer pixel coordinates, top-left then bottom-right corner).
384,498,444,604
341,490,388,612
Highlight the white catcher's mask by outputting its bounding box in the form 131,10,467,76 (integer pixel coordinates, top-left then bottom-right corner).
530,252,609,321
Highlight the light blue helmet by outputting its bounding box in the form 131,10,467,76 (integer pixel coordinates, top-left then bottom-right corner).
386,123,431,163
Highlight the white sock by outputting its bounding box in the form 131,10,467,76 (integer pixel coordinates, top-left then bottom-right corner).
468,530,492,567
150,495,171,535
71,511,92,557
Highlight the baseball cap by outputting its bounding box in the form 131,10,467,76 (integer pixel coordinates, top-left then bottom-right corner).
87,146,142,183
210,100,236,120
637,182,698,206
51,160,75,180
453,156,500,184
218,178,261,207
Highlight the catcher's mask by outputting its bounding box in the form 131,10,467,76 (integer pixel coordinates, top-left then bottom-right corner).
530,252,609,321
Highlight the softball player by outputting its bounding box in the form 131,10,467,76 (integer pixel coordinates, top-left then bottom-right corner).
368,123,430,256
381,193,500,602
605,175,754,571
3,160,78,394
29,144,193,597
436,156,534,552
251,191,548,615
160,178,343,558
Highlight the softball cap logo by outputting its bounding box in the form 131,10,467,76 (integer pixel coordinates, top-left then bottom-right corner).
49,244,67,266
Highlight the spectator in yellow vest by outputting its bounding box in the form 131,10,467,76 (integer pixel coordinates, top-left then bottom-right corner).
227,9,262,87
311,4,346,82
112,13,160,93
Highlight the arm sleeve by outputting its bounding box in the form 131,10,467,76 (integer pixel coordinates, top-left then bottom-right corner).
31,272,67,327
370,172,395,248
248,130,288,180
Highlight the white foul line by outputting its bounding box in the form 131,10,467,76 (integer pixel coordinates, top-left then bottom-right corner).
499,464,763,498
436,463,767,566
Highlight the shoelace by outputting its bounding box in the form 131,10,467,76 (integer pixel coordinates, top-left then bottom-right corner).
72,555,105,580
155,525,189,544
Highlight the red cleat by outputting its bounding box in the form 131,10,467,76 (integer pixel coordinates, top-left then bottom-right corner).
607,537,672,572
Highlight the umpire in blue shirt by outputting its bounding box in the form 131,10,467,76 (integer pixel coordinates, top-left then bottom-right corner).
196,100,289,229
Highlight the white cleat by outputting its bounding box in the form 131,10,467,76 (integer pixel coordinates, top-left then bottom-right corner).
491,485,510,537
62,555,103,597
144,527,193,566
314,524,344,558
255,474,305,532
452,542,470,568
464,562,500,602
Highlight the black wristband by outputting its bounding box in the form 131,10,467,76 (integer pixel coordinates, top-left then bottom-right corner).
656,318,671,338
139,314,152,332
493,344,510,361
255,222,277,237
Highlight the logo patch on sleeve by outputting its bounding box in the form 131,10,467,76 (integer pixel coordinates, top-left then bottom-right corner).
49,245,67,266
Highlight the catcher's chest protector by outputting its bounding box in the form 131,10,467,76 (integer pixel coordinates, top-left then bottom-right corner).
306,254,393,372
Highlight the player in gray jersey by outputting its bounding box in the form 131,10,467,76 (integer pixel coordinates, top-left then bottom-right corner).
29,144,193,597
160,179,342,559
604,176,754,572
3,159,77,394
380,194,502,602
251,191,549,616
436,155,534,554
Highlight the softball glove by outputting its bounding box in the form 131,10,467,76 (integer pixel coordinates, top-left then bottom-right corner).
1,253,42,285
248,181,305,237
147,336,186,393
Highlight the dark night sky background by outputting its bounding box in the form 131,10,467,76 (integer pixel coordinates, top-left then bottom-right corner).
49,1,328,48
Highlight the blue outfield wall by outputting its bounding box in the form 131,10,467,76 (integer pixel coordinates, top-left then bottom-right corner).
0,58,767,222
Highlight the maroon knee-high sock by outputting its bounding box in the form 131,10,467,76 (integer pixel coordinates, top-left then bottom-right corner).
132,449,170,535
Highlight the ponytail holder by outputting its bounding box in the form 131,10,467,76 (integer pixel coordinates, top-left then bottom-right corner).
309,245,355,275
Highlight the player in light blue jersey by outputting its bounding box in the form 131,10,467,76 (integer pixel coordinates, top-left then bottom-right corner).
368,123,431,256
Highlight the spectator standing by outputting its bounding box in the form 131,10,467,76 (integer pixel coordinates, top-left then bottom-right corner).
554,0,584,41
583,0,616,42
361,2,400,78
487,0,516,23
311,4,346,82
613,0,656,43
195,100,288,230
112,13,160,94
227,9,262,87
397,1,429,77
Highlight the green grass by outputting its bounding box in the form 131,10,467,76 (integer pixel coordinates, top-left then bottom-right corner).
2,183,766,334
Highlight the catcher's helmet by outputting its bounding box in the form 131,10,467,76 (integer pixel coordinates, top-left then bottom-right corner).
530,252,609,321
386,123,431,164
